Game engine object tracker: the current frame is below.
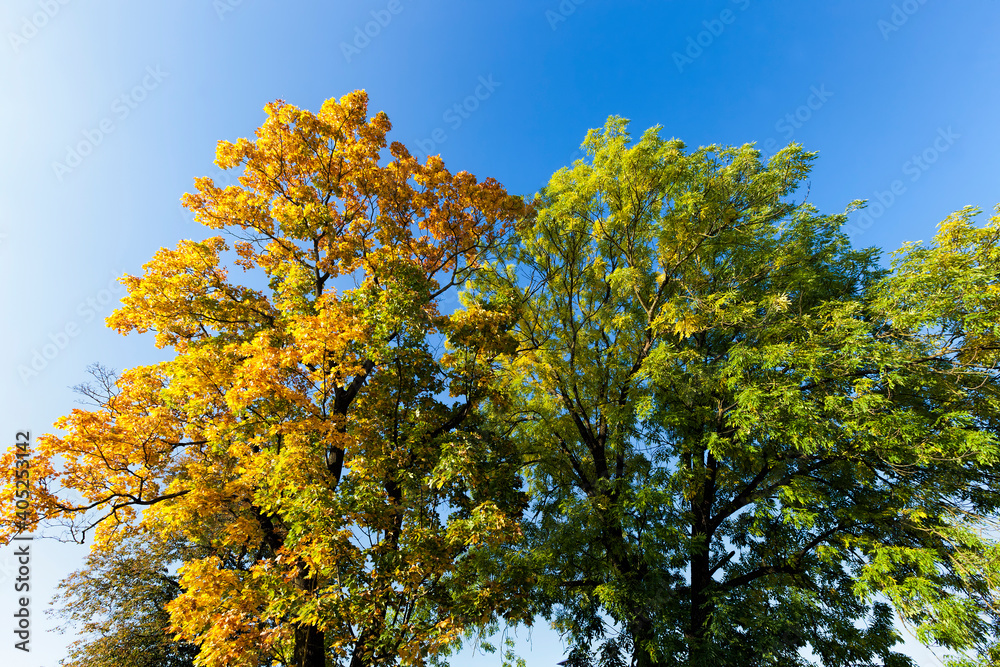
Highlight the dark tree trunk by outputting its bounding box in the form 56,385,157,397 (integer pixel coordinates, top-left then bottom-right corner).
252,506,328,667
294,622,326,667
602,520,664,667
630,614,660,667
293,571,326,667
688,447,718,666
689,544,713,665
350,619,391,667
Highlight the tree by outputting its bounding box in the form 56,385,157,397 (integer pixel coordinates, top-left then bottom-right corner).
474,118,1000,666
45,366,203,667
49,524,200,667
1,90,533,667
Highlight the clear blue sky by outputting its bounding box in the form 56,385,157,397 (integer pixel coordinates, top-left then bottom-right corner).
2,1,999,665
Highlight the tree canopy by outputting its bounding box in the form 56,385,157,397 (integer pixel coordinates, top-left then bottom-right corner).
48,522,200,667
472,118,1000,666
1,90,532,667
3,98,1000,667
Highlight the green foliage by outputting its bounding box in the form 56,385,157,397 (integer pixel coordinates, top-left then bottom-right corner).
49,528,200,667
472,118,1000,666
12,102,1000,667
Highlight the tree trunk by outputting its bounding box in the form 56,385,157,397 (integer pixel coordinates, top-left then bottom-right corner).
293,571,326,667
349,624,378,667
630,613,660,667
253,507,327,667
688,447,716,666
294,622,326,667
603,522,663,667
689,546,713,666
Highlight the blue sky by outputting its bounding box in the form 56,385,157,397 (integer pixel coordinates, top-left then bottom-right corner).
2,1,999,665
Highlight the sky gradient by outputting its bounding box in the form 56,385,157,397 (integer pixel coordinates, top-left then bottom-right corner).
2,2,999,665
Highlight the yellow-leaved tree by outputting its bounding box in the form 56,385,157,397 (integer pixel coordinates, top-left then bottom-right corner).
1,91,533,667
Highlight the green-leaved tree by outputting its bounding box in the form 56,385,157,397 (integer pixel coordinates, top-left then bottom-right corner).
474,118,1000,667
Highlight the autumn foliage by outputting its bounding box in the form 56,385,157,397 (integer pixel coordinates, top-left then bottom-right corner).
2,91,531,667
4,94,1000,667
